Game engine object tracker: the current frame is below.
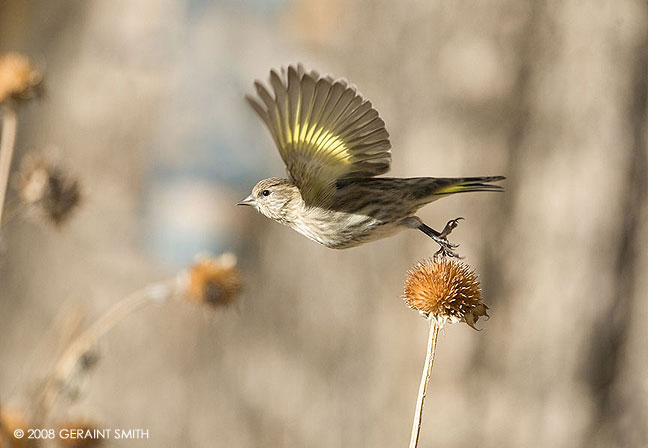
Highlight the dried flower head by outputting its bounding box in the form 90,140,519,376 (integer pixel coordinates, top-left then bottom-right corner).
0,408,30,448
186,253,242,308
15,152,82,226
404,257,488,329
56,420,104,448
0,53,43,105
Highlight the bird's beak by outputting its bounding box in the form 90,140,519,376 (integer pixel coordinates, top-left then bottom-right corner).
236,194,256,207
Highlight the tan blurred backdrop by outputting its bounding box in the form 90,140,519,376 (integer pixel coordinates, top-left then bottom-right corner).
1,0,647,447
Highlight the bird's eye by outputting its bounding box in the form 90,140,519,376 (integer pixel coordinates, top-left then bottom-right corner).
261,189,271,197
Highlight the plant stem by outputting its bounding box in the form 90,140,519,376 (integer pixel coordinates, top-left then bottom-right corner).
409,318,440,448
34,277,179,424
0,105,17,227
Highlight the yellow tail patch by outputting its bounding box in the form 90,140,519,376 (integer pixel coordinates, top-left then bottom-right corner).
435,185,467,194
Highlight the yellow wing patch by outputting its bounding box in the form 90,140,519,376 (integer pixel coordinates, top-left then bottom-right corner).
246,65,391,205
287,127,352,165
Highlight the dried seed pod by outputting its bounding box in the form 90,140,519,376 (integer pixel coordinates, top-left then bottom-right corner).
186,253,242,308
0,53,43,105
16,153,82,226
404,257,488,329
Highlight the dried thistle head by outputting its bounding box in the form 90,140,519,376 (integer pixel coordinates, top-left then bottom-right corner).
404,257,488,329
15,152,82,226
186,253,242,308
0,408,30,448
56,420,103,448
0,53,43,105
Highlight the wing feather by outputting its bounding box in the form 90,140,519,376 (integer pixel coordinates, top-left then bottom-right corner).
247,65,392,205
287,66,301,140
298,73,316,146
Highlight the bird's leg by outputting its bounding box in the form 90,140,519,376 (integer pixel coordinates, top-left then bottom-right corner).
417,217,464,259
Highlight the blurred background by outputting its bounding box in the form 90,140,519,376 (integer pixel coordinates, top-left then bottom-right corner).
1,0,647,447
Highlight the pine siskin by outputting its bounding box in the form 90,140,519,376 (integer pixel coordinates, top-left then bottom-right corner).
238,65,504,257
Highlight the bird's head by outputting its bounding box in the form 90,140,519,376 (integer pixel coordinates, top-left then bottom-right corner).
237,177,302,223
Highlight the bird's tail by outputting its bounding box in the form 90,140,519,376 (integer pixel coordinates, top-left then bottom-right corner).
431,176,506,195
412,176,505,206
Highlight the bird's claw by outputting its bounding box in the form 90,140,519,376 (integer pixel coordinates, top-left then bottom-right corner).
433,241,462,260
440,217,464,238
433,217,464,260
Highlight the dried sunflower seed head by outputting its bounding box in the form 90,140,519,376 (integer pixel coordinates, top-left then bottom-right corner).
404,257,488,329
15,153,82,226
0,53,43,105
185,253,242,308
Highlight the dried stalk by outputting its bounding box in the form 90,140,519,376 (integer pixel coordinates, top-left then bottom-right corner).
409,318,440,448
0,105,17,226
34,277,180,424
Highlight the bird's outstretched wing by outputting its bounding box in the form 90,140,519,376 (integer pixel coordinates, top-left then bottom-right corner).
246,65,391,205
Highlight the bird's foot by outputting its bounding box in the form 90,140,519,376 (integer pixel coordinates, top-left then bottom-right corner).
439,217,463,239
417,217,464,260
432,235,460,260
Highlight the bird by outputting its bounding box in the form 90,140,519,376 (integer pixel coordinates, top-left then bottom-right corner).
238,65,504,257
